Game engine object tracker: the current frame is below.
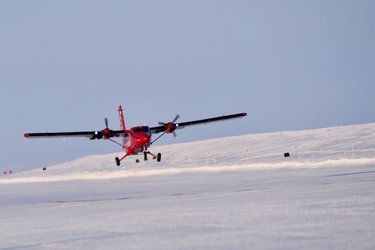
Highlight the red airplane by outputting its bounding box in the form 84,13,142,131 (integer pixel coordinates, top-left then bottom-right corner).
24,105,247,166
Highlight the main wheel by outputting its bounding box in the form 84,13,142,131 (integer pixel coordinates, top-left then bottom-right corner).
115,157,121,166
156,153,161,162
144,152,148,161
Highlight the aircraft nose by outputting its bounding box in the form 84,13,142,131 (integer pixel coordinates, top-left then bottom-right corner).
141,134,150,143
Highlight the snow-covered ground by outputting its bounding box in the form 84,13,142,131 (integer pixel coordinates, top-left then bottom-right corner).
1,123,375,249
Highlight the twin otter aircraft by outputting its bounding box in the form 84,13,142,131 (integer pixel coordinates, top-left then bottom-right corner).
24,105,247,166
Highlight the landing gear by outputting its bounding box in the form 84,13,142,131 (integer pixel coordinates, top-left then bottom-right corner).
144,150,161,162
157,153,161,162
115,157,121,166
116,151,162,166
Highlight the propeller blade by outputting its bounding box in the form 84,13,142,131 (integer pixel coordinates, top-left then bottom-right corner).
105,118,109,128
159,114,179,126
172,114,180,123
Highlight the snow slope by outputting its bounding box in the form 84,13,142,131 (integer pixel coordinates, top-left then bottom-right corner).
4,122,375,183
0,123,374,249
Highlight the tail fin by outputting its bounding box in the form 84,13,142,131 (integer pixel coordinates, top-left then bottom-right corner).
118,105,126,132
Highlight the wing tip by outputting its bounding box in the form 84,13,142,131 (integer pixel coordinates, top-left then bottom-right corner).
24,133,29,138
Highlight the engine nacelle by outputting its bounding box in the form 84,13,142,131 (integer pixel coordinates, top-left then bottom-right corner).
102,128,113,139
166,122,176,134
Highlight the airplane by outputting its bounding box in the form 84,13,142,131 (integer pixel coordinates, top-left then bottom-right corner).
24,105,247,166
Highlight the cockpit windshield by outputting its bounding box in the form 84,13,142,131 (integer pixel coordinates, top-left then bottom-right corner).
131,126,151,136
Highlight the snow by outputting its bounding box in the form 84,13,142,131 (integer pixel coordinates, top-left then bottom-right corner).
1,123,375,249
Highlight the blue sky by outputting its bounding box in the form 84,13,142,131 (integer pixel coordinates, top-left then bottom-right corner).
1,1,374,170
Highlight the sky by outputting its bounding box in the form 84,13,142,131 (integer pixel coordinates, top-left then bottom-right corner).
1,0,374,171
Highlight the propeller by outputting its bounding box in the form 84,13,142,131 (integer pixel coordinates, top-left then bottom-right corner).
92,118,113,140
159,114,180,137
151,114,180,144
102,118,113,139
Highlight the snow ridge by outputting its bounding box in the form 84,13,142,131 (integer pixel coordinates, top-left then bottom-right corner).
1,123,374,184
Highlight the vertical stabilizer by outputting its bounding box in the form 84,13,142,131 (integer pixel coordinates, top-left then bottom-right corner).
118,105,126,132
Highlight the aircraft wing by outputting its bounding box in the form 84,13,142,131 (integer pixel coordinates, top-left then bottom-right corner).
24,130,126,140
150,112,247,134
